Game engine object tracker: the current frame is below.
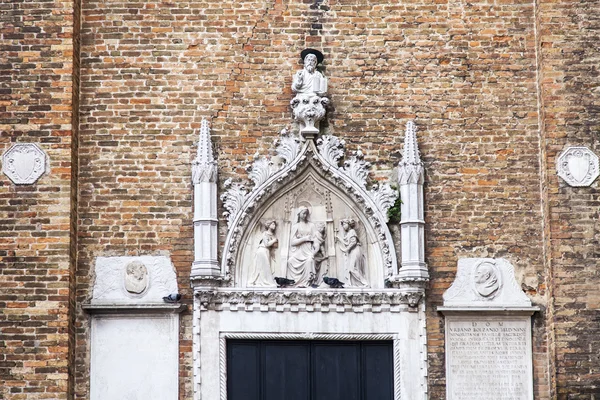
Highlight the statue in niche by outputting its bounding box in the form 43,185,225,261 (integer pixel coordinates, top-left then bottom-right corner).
287,207,326,287
248,220,278,287
336,218,368,287
474,262,500,298
124,261,149,294
290,49,329,136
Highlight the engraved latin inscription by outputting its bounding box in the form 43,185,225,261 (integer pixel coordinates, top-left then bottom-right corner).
446,318,533,400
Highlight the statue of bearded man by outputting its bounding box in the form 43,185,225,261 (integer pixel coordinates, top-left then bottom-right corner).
292,49,327,96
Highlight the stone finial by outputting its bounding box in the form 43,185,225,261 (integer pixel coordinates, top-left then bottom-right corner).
192,118,220,277
398,121,424,185
192,119,217,183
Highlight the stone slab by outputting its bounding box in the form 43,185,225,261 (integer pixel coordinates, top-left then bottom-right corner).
442,258,532,309
445,316,533,400
92,256,178,304
90,315,179,400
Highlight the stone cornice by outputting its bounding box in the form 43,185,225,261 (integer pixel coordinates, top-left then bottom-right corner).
194,288,424,312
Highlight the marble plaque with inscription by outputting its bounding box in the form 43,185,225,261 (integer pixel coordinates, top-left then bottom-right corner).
445,317,533,400
439,259,538,400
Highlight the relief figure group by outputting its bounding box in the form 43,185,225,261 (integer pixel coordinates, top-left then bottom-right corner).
248,207,369,288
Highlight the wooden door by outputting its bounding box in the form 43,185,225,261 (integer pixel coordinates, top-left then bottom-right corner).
227,340,394,400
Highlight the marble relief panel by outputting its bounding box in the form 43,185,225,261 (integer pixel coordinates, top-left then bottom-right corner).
237,173,383,289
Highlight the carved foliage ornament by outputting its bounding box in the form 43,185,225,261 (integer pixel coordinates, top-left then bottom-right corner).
220,130,398,279
2,143,47,185
556,146,599,187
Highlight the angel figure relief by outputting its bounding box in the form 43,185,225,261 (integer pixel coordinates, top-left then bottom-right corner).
335,218,369,287
248,220,278,287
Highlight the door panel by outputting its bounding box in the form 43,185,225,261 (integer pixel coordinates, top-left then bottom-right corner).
312,343,360,400
362,343,394,400
264,342,310,400
227,340,393,400
227,342,260,400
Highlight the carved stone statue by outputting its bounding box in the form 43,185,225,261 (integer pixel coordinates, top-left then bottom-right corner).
287,207,325,287
124,261,149,294
336,218,368,287
290,49,329,137
474,261,500,298
248,220,279,287
292,50,327,96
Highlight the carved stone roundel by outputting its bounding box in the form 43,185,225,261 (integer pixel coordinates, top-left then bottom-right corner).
124,261,149,294
556,146,599,187
472,261,501,299
2,143,47,185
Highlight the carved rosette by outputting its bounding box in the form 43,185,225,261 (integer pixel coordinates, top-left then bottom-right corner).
2,143,47,185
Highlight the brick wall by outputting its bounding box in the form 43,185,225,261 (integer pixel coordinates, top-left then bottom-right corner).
0,0,79,398
76,0,550,398
7,0,598,398
538,0,600,398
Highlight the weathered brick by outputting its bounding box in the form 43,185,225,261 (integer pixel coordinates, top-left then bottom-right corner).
3,0,599,398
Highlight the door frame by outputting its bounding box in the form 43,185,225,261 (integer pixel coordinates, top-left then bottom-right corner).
193,289,428,400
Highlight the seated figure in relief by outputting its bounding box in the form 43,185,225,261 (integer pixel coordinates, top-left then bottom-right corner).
287,207,325,287
336,218,369,287
248,220,278,287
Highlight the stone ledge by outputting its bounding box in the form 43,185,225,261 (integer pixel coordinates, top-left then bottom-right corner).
437,306,540,316
82,302,187,314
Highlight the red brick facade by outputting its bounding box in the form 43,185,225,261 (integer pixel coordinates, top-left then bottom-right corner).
1,0,598,398
1,0,80,398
